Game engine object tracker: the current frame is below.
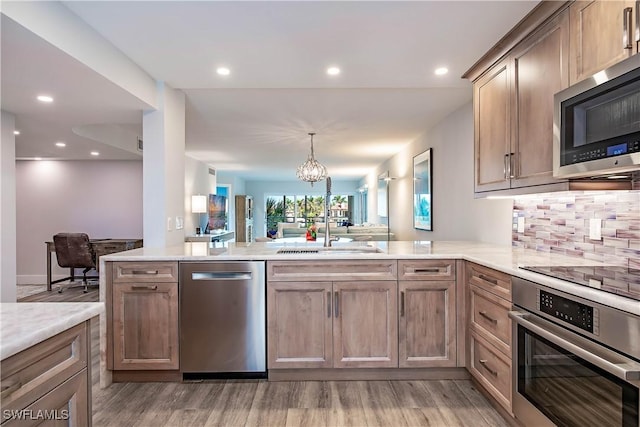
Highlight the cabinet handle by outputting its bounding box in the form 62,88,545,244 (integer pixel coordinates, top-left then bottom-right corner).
334,292,340,318
327,292,332,318
400,291,405,317
479,359,498,377
414,268,440,273
624,7,633,49
478,274,498,285
131,285,158,290
131,270,159,275
636,2,640,44
1,379,22,399
503,154,509,179
509,153,516,179
479,310,498,324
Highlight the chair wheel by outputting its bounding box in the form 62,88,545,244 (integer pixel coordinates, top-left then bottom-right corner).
83,290,88,293
58,289,63,293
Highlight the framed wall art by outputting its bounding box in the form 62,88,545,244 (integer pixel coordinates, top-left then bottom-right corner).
413,148,432,231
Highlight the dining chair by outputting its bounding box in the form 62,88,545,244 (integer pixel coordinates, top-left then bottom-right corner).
53,232,97,293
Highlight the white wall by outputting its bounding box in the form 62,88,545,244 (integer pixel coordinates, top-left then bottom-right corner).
245,179,360,238
368,102,512,244
15,160,143,284
1,111,17,301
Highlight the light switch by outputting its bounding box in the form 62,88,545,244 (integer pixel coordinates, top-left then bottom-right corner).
167,217,173,231
517,217,525,233
176,216,184,230
589,218,601,240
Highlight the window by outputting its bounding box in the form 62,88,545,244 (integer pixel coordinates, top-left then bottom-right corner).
265,194,351,237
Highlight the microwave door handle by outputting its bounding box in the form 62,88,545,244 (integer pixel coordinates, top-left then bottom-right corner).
509,311,640,382
635,1,639,46
624,7,633,50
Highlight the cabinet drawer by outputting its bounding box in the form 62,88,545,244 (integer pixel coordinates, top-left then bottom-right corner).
267,260,397,281
112,261,178,283
469,330,511,412
398,260,455,281
468,263,511,301
1,322,88,414
469,285,511,356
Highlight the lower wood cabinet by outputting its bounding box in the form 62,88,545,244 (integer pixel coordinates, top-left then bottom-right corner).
1,322,91,426
399,280,456,367
267,280,398,369
466,262,513,413
108,261,179,372
112,281,179,370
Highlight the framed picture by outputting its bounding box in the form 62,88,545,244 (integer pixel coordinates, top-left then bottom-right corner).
413,148,432,231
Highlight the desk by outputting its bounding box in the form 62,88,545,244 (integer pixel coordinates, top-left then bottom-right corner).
185,230,235,243
45,238,142,291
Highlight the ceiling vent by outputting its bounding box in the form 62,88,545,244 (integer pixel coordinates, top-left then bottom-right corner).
209,168,216,176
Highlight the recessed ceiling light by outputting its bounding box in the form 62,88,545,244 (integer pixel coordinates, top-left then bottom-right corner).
327,67,341,76
34,157,42,161
37,95,54,103
55,142,66,147
90,151,100,156
13,130,20,135
216,67,230,76
434,67,449,76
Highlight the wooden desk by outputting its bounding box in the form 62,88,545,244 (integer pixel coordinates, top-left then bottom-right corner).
45,238,142,291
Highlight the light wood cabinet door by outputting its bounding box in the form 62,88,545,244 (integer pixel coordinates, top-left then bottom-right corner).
267,281,333,369
511,9,569,188
570,0,637,85
474,58,512,192
333,281,398,368
399,281,456,368
112,282,179,370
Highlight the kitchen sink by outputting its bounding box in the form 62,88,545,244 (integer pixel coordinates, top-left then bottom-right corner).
277,246,384,255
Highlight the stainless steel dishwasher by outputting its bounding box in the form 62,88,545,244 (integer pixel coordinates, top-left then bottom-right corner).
180,261,266,379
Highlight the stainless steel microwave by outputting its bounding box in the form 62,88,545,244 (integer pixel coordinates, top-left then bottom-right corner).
553,54,640,179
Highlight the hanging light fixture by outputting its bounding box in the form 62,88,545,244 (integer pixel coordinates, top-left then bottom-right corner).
296,132,327,186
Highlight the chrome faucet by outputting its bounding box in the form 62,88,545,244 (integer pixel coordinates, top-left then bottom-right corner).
324,176,337,247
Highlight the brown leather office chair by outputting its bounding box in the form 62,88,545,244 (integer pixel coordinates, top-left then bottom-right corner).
53,233,97,293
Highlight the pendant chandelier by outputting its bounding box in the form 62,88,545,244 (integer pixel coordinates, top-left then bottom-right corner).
296,132,327,186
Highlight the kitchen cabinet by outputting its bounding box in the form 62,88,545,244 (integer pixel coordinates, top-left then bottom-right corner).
267,260,398,370
466,262,513,414
569,0,638,85
235,195,253,242
1,322,91,426
398,260,457,368
110,262,179,371
473,8,570,193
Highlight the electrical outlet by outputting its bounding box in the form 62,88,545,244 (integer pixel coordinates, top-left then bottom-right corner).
589,218,602,240
517,217,525,233
167,217,173,231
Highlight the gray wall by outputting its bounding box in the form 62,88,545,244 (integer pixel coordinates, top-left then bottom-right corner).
16,160,143,284
366,102,513,244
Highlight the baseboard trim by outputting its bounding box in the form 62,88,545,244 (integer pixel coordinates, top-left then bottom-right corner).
268,367,470,382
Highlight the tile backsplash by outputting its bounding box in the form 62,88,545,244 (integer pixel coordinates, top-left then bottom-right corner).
512,190,640,269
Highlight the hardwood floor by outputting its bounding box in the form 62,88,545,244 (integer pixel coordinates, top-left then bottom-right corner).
20,289,509,427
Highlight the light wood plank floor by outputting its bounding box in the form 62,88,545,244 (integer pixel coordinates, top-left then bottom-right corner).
21,289,510,427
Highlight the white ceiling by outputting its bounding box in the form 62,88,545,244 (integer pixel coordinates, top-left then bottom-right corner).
3,1,539,180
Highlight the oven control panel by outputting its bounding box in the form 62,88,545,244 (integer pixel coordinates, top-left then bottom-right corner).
537,289,599,335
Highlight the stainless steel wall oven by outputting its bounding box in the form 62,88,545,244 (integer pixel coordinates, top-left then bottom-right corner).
510,277,640,427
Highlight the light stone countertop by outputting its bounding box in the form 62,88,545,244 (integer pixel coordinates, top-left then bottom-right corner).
1,302,104,360
100,240,640,316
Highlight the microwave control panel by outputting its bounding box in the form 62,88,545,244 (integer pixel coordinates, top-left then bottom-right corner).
569,139,640,164
537,289,599,335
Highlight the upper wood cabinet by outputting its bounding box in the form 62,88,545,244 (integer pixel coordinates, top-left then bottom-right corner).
473,8,570,193
569,0,638,85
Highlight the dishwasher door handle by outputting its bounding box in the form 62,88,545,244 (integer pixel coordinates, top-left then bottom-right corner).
191,272,253,280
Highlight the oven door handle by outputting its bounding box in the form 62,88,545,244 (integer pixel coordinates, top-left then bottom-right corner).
509,311,640,382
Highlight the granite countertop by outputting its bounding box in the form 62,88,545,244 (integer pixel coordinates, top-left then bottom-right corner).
1,302,104,360
100,240,640,316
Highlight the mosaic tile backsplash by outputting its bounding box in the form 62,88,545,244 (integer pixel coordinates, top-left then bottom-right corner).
512,190,640,270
